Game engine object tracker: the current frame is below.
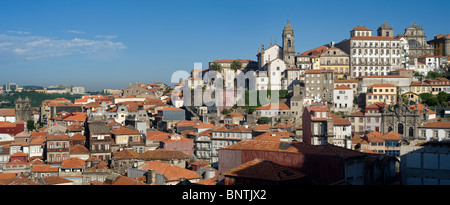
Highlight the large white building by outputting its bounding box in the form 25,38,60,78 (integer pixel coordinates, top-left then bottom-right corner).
333,84,353,113
336,24,402,78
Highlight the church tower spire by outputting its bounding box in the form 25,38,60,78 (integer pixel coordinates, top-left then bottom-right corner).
282,19,295,67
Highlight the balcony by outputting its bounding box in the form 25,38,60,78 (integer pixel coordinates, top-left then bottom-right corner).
47,148,70,152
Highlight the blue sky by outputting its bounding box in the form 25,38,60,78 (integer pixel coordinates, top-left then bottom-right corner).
0,0,449,91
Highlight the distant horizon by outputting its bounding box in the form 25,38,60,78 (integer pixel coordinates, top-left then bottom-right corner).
1,0,449,91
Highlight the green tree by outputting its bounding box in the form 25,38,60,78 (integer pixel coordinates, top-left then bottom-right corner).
221,108,231,115
27,120,36,132
426,97,439,106
437,91,450,106
426,71,442,80
230,60,242,72
209,62,222,72
257,117,270,124
419,93,433,103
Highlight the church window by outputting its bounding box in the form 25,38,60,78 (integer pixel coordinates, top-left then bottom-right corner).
398,123,404,135
287,40,291,47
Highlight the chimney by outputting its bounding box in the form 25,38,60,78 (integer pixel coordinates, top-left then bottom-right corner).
147,169,156,184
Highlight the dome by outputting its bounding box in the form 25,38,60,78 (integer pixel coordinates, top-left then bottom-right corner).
283,19,293,32
380,21,392,30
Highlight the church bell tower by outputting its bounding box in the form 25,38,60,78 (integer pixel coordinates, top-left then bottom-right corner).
282,19,295,67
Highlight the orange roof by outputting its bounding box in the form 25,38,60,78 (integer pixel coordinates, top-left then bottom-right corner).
226,112,244,118
254,132,293,141
62,112,87,122
421,121,450,128
410,104,436,114
256,103,290,110
330,114,351,126
305,69,333,74
334,84,352,90
112,127,140,135
253,124,272,131
0,109,15,116
348,111,364,117
138,161,200,182
368,84,396,88
70,144,90,155
40,176,73,185
352,26,371,31
146,130,171,141
112,149,141,159
60,157,85,168
31,165,59,173
223,158,306,181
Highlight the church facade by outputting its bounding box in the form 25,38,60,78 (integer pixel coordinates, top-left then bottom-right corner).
15,97,33,122
397,22,434,58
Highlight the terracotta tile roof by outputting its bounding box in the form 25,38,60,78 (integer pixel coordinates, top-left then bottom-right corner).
304,69,334,74
60,157,85,168
308,105,329,112
0,109,15,116
365,102,384,109
47,133,70,141
31,165,59,173
40,176,73,185
381,131,402,140
352,133,368,144
70,133,86,141
330,114,351,126
10,151,28,157
410,104,436,114
193,123,215,129
256,103,290,110
254,132,293,141
420,121,450,128
70,144,90,155
0,173,18,180
30,131,48,138
112,149,141,159
0,174,39,185
368,84,396,87
226,125,252,133
348,111,364,117
62,112,87,122
352,26,371,31
253,124,272,131
222,140,368,158
223,158,306,181
146,130,171,141
138,161,200,182
107,175,146,185
334,84,352,90
112,127,140,135
139,150,189,161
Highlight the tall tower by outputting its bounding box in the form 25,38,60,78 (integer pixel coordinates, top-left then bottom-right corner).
15,96,33,122
377,21,394,37
282,19,295,67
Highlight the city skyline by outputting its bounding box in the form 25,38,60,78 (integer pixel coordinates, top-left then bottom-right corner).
1,0,449,91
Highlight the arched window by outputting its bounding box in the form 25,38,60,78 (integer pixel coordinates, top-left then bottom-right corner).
287,40,291,47
398,123,404,135
409,127,414,137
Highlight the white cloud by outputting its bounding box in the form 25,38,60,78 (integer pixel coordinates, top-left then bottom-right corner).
95,35,118,39
0,34,127,63
7,30,31,35
66,30,85,34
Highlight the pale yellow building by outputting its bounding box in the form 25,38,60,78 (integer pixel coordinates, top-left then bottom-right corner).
366,84,397,106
